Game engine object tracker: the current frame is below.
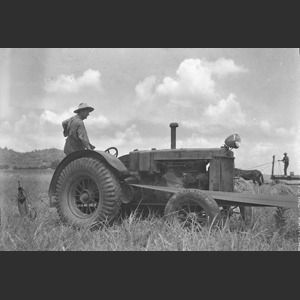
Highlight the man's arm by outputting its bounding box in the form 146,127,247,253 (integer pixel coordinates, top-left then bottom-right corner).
62,118,70,137
78,134,91,149
77,122,92,150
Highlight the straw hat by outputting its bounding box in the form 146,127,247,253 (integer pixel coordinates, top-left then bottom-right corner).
74,103,94,113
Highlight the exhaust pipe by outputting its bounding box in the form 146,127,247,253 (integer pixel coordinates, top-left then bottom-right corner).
170,123,178,149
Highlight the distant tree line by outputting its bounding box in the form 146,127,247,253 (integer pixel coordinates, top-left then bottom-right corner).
0,147,64,170
0,160,61,170
0,164,10,170
12,166,46,170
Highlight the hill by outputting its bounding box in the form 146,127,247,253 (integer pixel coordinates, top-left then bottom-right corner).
0,147,65,169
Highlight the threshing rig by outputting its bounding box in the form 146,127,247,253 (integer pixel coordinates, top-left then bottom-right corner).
48,123,297,228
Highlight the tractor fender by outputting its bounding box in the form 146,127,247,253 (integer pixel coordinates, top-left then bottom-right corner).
48,150,130,203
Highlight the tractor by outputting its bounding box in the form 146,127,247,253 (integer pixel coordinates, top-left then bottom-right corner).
48,123,296,228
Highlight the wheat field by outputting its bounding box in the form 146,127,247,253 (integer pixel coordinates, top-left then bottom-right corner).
0,169,298,251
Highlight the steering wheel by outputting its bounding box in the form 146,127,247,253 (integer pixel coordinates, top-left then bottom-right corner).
104,147,118,158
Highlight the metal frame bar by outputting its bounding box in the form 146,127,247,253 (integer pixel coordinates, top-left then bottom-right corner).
129,184,297,209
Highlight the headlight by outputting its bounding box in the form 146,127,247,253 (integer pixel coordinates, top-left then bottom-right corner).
224,134,241,149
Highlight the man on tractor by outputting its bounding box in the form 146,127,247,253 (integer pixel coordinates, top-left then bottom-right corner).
62,103,96,155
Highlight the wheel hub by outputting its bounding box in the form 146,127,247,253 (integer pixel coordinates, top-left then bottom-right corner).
177,203,207,225
80,190,92,204
186,212,198,220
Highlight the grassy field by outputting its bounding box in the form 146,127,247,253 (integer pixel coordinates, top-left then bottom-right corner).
0,169,298,251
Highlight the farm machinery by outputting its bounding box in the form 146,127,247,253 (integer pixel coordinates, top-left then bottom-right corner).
48,123,297,228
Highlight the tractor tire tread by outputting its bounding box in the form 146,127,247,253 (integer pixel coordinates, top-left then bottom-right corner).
55,157,122,227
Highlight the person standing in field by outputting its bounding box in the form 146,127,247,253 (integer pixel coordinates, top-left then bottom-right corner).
280,152,289,176
62,103,96,155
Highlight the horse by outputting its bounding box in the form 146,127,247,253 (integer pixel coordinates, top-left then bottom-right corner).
234,168,264,186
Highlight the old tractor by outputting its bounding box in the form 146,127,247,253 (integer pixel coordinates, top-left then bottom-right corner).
48,123,297,228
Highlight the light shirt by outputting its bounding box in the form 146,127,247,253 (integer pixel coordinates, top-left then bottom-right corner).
62,115,90,155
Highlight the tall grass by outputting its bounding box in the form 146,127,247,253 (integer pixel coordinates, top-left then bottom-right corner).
0,170,298,251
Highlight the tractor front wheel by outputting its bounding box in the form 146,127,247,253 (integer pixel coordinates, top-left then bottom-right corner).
164,189,220,227
55,157,122,228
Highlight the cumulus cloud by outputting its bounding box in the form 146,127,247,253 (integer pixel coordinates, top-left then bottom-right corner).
132,58,249,138
44,69,101,93
135,76,157,102
203,93,246,126
135,58,216,104
155,59,216,99
135,58,248,105
202,57,248,76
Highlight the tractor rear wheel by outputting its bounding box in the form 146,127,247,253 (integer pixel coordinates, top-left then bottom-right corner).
55,157,122,228
164,189,220,227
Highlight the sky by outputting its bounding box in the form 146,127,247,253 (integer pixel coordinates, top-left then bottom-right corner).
0,48,299,175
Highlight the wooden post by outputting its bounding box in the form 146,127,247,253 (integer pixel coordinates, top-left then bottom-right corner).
271,155,275,178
